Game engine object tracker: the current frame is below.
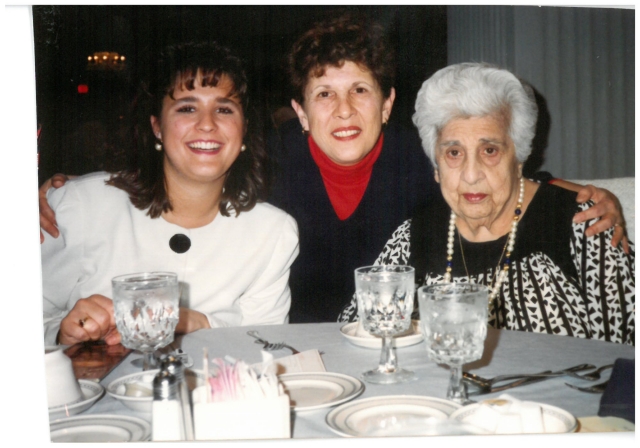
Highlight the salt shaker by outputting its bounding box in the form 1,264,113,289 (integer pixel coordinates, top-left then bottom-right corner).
152,370,185,441
159,354,195,440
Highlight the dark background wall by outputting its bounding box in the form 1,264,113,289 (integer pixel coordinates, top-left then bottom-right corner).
33,5,634,184
448,6,634,180
33,5,447,184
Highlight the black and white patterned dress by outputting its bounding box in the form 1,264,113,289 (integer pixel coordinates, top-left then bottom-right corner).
339,183,635,345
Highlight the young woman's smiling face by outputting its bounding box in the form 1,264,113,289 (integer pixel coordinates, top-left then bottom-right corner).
291,61,395,166
151,73,245,187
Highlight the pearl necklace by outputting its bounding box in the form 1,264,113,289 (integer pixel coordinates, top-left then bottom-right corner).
444,177,525,304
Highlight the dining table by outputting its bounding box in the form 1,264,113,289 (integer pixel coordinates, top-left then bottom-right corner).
70,322,634,440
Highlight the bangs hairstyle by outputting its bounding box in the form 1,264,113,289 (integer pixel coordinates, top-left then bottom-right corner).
107,42,269,218
288,14,395,104
412,63,538,167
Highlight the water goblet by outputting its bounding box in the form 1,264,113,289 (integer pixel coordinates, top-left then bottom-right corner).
418,283,489,404
112,272,180,370
355,265,415,384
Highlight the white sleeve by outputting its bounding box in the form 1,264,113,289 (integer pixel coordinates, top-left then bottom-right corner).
206,214,299,328
571,202,635,345
41,183,86,345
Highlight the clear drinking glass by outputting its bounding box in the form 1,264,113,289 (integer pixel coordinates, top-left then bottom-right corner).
418,283,489,404
355,265,415,384
112,272,180,370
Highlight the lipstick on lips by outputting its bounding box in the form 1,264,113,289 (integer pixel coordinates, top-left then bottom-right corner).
332,126,361,141
187,140,222,155
462,193,488,203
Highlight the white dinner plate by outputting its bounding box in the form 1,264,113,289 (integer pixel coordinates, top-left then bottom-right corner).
278,372,364,412
48,380,104,420
326,395,468,437
449,401,578,434
340,320,424,349
107,368,206,413
49,414,151,442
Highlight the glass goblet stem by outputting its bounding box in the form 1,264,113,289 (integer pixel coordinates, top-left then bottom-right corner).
447,363,469,404
377,334,397,373
142,351,156,371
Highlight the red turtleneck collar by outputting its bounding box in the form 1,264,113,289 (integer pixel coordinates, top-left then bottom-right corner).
308,133,384,220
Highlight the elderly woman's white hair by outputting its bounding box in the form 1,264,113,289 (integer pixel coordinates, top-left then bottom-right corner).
412,63,538,166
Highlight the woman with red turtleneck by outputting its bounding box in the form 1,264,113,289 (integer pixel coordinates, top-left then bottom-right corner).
269,15,625,323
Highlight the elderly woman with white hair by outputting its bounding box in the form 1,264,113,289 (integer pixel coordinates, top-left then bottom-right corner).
341,63,635,345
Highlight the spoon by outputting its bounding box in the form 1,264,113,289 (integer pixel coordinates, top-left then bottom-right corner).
463,363,596,394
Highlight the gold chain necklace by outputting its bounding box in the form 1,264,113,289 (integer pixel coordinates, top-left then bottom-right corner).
458,229,509,292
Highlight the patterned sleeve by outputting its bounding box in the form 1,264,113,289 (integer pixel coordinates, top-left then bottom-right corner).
571,202,635,345
337,219,413,322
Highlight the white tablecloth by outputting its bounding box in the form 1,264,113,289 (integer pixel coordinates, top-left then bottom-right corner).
82,323,634,439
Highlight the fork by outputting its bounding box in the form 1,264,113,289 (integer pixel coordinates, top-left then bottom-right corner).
246,331,301,354
463,363,595,392
565,380,609,393
563,364,613,381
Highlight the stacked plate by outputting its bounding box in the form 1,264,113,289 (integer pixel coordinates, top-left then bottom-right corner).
49,415,151,442
278,372,365,411
324,395,579,437
325,395,472,437
340,320,424,349
48,380,104,420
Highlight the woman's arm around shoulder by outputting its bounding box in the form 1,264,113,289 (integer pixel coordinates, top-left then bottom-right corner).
41,178,87,345
41,172,114,345
570,201,635,345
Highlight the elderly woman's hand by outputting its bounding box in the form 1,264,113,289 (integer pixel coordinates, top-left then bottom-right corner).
58,294,120,346
40,173,75,243
175,307,211,334
573,184,629,253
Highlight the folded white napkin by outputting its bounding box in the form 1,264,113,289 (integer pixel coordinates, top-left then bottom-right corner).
250,349,326,375
464,394,545,434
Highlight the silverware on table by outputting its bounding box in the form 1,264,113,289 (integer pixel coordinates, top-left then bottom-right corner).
246,331,301,354
464,363,596,395
565,379,610,393
564,364,613,381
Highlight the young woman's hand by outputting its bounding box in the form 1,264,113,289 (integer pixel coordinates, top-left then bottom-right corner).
58,294,120,345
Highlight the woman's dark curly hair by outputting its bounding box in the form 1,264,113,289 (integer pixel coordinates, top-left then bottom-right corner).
107,41,268,218
288,14,396,105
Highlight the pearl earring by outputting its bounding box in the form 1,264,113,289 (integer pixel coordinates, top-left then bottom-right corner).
155,142,162,151
241,144,246,152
